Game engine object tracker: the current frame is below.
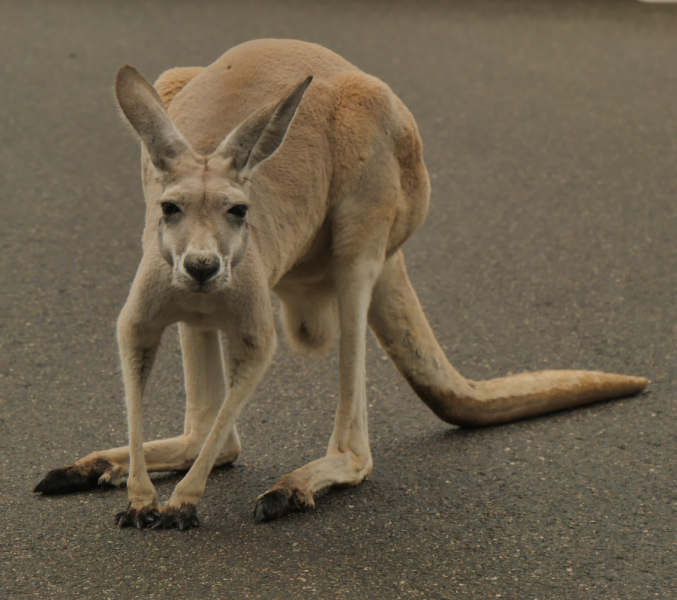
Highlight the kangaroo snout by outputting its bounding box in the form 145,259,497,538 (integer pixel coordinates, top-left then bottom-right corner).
184,254,220,284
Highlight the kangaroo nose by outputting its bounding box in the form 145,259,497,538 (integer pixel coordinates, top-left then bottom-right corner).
184,255,220,284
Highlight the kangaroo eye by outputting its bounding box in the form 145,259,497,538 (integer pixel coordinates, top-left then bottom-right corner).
161,202,181,216
228,204,248,219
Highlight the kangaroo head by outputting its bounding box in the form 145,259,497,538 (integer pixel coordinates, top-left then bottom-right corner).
115,65,312,293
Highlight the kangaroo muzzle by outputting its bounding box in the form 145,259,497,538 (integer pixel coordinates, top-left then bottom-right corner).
183,254,220,284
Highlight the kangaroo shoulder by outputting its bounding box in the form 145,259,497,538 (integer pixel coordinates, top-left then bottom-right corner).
154,67,204,109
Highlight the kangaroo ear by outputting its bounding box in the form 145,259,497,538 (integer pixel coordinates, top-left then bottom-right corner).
115,65,192,173
216,76,312,179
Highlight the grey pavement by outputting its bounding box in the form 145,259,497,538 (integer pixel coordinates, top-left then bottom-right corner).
1,0,677,598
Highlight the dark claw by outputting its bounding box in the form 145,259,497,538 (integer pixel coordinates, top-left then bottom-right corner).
150,503,199,531
253,489,293,522
34,458,113,495
116,505,160,529
116,509,134,528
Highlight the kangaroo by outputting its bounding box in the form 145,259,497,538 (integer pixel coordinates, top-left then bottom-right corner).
34,39,648,530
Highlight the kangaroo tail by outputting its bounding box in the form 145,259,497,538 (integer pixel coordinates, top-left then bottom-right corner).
368,251,648,427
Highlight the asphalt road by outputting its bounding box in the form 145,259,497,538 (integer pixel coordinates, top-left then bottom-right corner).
1,1,676,598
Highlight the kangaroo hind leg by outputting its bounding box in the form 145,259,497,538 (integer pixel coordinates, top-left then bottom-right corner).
254,257,383,521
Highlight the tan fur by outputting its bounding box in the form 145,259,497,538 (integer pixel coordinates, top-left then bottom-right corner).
154,67,204,109
34,40,648,528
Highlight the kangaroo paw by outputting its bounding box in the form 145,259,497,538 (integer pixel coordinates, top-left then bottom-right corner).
116,504,161,529
34,458,115,495
150,503,200,531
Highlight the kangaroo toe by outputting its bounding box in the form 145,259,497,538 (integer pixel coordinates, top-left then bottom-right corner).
116,504,161,529
150,503,200,531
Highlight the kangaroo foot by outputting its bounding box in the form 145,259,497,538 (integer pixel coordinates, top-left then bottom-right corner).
34,458,117,495
253,485,315,522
